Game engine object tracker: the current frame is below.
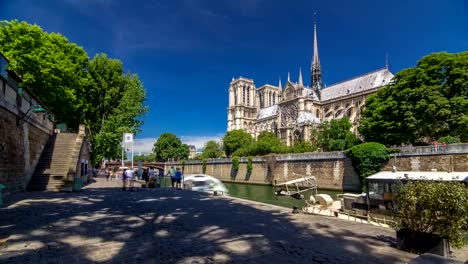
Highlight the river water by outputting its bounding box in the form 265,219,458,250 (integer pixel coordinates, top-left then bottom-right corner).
160,177,356,209
224,182,357,209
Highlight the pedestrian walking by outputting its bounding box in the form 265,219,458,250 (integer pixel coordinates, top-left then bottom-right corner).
175,167,183,189
106,169,111,181
123,168,134,191
166,166,176,188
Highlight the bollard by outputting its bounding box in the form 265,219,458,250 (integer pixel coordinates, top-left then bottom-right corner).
73,177,82,192
0,184,5,207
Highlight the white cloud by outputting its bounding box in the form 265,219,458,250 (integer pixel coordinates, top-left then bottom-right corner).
133,134,223,154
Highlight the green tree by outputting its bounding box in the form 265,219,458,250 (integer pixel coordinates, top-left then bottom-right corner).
0,20,89,128
254,131,286,155
133,153,156,162
345,142,391,187
393,181,468,249
0,21,148,165
360,52,468,145
313,117,357,151
223,129,253,157
153,133,189,161
202,140,222,158
85,54,148,164
291,140,317,153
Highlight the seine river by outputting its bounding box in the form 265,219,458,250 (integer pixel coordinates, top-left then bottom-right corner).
224,182,357,209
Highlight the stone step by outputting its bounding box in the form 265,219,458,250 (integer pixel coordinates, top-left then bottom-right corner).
27,184,65,191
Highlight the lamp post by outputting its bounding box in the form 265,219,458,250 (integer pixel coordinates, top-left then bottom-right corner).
16,104,47,126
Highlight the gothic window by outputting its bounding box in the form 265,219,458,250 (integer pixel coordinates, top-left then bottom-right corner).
316,109,319,118
273,93,276,105
234,90,238,105
243,87,245,104
280,102,299,127
247,87,250,106
293,130,302,143
335,109,342,118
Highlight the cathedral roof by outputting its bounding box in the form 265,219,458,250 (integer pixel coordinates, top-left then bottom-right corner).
297,112,320,124
257,105,278,120
320,68,394,101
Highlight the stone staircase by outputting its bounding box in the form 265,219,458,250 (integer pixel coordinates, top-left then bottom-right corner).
27,133,77,191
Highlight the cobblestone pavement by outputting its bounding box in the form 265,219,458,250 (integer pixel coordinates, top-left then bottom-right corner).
0,178,418,264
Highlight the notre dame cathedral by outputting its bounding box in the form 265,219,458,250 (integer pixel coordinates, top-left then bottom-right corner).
227,22,394,146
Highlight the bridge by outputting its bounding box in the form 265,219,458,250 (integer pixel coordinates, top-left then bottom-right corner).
104,161,165,171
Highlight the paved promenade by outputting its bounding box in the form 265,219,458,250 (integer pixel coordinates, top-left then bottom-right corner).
0,178,417,264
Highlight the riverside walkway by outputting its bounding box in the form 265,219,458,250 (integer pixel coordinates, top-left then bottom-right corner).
0,178,416,264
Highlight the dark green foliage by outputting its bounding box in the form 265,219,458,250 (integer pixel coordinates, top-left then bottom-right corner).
0,20,88,129
254,131,285,155
202,158,207,174
232,156,240,171
247,156,253,173
153,133,189,161
86,54,147,164
360,52,468,145
223,130,253,157
133,153,156,162
393,181,468,248
438,136,461,144
0,20,148,165
202,140,223,158
345,143,391,185
291,140,317,153
311,117,357,151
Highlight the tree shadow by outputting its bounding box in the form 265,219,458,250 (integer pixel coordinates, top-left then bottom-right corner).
0,180,416,264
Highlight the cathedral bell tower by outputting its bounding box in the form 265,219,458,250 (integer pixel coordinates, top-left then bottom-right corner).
311,20,322,99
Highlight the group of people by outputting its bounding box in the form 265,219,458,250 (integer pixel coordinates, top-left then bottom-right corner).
104,166,183,190
166,166,183,189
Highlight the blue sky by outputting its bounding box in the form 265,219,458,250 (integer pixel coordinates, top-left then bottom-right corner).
2,0,467,153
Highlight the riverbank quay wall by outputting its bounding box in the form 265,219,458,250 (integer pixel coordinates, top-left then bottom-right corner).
383,144,468,172
0,65,54,196
167,144,468,191
168,152,361,191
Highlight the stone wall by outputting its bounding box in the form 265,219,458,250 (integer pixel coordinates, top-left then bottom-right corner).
383,144,468,172
168,144,468,192
0,72,54,196
169,152,362,191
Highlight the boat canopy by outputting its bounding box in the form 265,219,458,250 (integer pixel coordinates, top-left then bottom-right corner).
366,171,468,183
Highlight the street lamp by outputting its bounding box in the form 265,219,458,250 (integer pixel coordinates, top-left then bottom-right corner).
16,104,47,126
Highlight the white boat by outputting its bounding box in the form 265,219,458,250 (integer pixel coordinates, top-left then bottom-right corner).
183,174,229,195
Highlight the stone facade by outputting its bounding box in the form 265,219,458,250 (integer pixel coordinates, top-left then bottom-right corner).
227,23,393,144
0,53,54,195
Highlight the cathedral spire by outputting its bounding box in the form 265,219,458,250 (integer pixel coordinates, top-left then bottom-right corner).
311,15,322,97
287,71,290,82
298,67,303,86
278,77,282,90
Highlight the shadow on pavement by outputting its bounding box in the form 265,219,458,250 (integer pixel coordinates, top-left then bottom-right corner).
0,179,415,264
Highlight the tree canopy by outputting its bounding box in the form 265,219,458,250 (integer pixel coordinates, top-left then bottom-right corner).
311,117,357,151
153,133,189,161
359,52,468,145
0,20,148,165
0,20,88,128
201,140,223,159
85,54,148,163
223,129,253,157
